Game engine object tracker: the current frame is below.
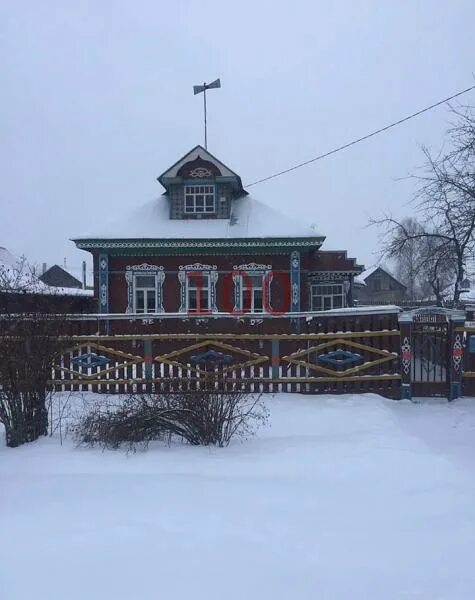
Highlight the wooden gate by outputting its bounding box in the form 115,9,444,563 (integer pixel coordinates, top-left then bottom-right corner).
399,308,466,400
411,313,450,397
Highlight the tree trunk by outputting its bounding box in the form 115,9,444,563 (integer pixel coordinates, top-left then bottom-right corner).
453,261,465,307
3,391,48,448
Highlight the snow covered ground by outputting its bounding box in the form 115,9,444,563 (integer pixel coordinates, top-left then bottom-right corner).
1,393,475,600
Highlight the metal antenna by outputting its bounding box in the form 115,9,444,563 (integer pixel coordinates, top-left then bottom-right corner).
193,78,221,149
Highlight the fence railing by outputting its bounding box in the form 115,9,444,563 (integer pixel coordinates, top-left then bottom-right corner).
50,326,402,398
5,306,475,400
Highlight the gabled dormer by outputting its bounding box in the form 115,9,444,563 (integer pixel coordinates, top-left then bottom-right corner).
158,145,247,220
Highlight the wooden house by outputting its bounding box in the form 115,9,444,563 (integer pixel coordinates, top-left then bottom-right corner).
354,265,406,305
39,265,83,289
73,146,363,333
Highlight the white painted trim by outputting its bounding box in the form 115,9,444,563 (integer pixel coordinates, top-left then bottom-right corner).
161,146,236,179
184,184,216,214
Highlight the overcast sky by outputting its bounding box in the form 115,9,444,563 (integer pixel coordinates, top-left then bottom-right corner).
1,0,474,281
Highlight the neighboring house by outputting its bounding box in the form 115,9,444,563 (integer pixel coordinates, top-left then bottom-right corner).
0,246,93,313
39,265,82,289
354,265,406,305
429,278,475,306
72,145,363,330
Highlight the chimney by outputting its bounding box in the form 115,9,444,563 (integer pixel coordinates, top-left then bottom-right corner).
42,262,47,274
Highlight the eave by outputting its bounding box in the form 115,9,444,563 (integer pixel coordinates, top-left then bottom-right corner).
72,236,325,255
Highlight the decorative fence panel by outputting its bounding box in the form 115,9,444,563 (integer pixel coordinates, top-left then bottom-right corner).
4,305,474,400
51,329,401,399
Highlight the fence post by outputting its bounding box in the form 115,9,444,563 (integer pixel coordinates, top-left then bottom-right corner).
449,313,465,401
398,312,412,400
271,338,280,381
144,338,153,380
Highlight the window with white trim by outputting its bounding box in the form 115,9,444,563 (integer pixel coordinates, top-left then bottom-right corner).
134,275,156,313
184,185,215,214
310,284,345,311
187,272,210,312
242,273,264,312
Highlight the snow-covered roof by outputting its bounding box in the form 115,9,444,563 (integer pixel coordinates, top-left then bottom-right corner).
425,280,475,304
0,247,93,297
354,264,404,287
73,195,324,241
355,265,381,283
41,286,94,297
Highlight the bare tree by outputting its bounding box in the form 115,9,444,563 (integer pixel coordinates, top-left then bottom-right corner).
392,217,425,301
0,257,71,447
372,105,475,306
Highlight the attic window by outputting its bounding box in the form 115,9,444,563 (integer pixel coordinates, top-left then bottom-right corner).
184,185,215,214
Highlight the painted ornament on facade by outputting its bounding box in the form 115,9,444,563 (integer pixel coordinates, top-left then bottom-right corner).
100,283,107,307
401,336,411,375
189,167,213,178
71,352,109,369
452,333,463,372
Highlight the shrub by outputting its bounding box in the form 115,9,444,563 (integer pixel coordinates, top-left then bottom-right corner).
74,386,269,450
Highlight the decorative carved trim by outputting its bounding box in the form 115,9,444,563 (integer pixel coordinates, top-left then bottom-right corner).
210,270,218,313
76,238,324,250
232,272,241,312
178,264,218,313
179,263,217,271
265,271,273,310
189,167,213,178
290,251,300,312
309,271,353,282
232,268,273,312
178,270,187,313
100,284,107,308
99,253,108,313
291,252,300,270
176,156,221,178
126,263,164,271
125,265,165,313
292,282,299,306
233,263,272,271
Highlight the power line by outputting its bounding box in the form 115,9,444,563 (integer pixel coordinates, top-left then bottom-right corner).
245,84,475,187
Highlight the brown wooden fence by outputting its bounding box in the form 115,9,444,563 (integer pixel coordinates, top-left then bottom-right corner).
51,327,401,398
3,306,475,400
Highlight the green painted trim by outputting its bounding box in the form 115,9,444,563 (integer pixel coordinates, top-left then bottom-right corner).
73,237,325,255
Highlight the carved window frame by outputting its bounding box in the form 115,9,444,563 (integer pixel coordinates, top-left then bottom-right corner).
125,264,165,314
178,263,218,313
232,263,273,313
